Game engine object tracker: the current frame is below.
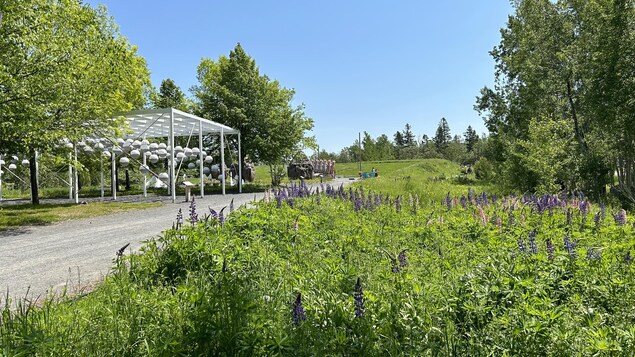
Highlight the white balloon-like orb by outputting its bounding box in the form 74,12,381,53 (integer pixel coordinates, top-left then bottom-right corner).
187,162,196,169
21,159,30,167
184,148,193,157
157,149,168,159
119,157,130,167
149,154,159,164
130,149,141,159
139,164,150,175
8,163,17,171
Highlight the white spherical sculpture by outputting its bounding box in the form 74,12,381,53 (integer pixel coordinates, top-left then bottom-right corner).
21,159,30,167
139,164,150,175
204,156,213,164
157,149,168,159
130,149,141,159
119,157,130,167
187,162,196,169
149,154,159,164
158,172,169,183
8,163,17,171
184,148,193,157
112,147,123,155
203,167,211,175
176,152,186,160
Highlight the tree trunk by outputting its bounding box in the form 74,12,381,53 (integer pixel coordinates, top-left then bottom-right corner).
566,79,588,154
29,148,39,205
125,169,130,190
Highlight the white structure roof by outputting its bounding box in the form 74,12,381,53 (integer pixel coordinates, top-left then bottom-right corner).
121,108,239,138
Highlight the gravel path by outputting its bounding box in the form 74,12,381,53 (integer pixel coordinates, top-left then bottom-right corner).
0,177,355,305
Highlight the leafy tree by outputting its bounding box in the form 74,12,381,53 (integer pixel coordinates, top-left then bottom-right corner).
193,43,314,185
433,118,452,154
375,134,394,160
393,131,405,147
463,125,479,152
0,0,149,203
153,78,188,111
361,132,376,161
476,0,633,199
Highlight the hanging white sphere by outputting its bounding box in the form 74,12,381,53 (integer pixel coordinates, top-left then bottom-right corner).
119,157,130,167
196,159,201,165
65,142,74,149
141,139,150,146
130,149,141,159
83,146,94,153
94,142,104,150
158,172,169,183
0,159,5,165
113,147,123,155
144,151,152,157
192,147,200,156
149,154,159,164
21,159,30,167
139,164,150,175
184,147,193,157
157,149,168,159
201,151,207,157
166,145,172,153
132,140,141,149
204,156,213,164
102,151,111,159
140,143,149,152
158,143,167,150
117,138,125,146
174,145,183,154
187,162,196,169
149,143,159,150
203,167,210,175
176,152,186,160
77,141,86,147
8,163,17,170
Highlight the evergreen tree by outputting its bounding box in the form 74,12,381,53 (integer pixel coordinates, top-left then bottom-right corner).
402,123,416,146
433,118,452,153
154,78,187,110
463,125,479,152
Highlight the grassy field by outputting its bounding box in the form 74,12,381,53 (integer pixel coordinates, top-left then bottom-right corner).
0,202,162,231
1,159,633,355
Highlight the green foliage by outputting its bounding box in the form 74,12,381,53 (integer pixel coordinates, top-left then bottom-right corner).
2,160,634,355
152,78,188,111
193,43,314,167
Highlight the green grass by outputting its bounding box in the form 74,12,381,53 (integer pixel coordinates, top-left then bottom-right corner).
0,201,162,231
1,159,632,355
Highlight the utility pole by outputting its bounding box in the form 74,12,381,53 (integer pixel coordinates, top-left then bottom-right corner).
358,132,362,172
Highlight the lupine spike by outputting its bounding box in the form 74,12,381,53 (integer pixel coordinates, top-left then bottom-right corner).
354,278,365,318
398,250,407,268
546,239,555,260
293,293,307,325
176,208,183,229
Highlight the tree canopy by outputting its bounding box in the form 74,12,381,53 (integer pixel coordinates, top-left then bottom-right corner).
193,43,314,170
0,0,150,203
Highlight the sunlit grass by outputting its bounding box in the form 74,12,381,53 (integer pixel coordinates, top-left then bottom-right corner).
0,202,162,231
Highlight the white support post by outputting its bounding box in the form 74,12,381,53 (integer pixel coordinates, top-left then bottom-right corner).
143,150,147,198
199,121,204,198
68,152,73,200
111,148,117,201
170,108,176,203
238,132,242,193
73,145,79,204
220,128,225,195
100,153,104,199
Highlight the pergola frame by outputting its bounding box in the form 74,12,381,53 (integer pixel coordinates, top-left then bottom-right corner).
115,108,242,203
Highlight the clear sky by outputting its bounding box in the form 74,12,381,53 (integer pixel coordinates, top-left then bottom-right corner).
86,0,513,154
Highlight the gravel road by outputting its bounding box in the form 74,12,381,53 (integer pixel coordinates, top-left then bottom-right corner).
0,177,355,305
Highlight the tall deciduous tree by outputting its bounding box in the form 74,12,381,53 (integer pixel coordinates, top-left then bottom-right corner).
476,0,634,200
193,43,314,185
0,0,150,204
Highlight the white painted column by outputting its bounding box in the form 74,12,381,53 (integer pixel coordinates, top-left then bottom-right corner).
220,128,225,195
100,153,104,199
143,150,147,198
199,121,204,198
169,108,176,203
68,152,73,200
73,145,79,204
111,148,117,201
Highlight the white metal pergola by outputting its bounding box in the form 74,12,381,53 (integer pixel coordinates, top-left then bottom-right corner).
115,108,242,203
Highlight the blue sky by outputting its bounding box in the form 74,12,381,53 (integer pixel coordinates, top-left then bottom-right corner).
86,1,513,153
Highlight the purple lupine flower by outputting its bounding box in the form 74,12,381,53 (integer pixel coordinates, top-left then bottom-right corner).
176,208,183,229
444,192,452,210
229,198,234,213
593,212,601,228
293,293,307,325
613,209,627,226
564,234,577,258
391,258,400,273
528,229,538,255
460,195,467,209
189,197,198,225
600,203,606,219
566,208,572,226
517,237,527,253
209,207,218,220
625,251,632,264
546,239,555,260
398,250,407,268
395,196,401,213
508,211,515,226
354,278,365,318
586,248,601,261
467,187,474,203
219,207,226,226
579,200,589,216
316,191,321,205
275,193,283,209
